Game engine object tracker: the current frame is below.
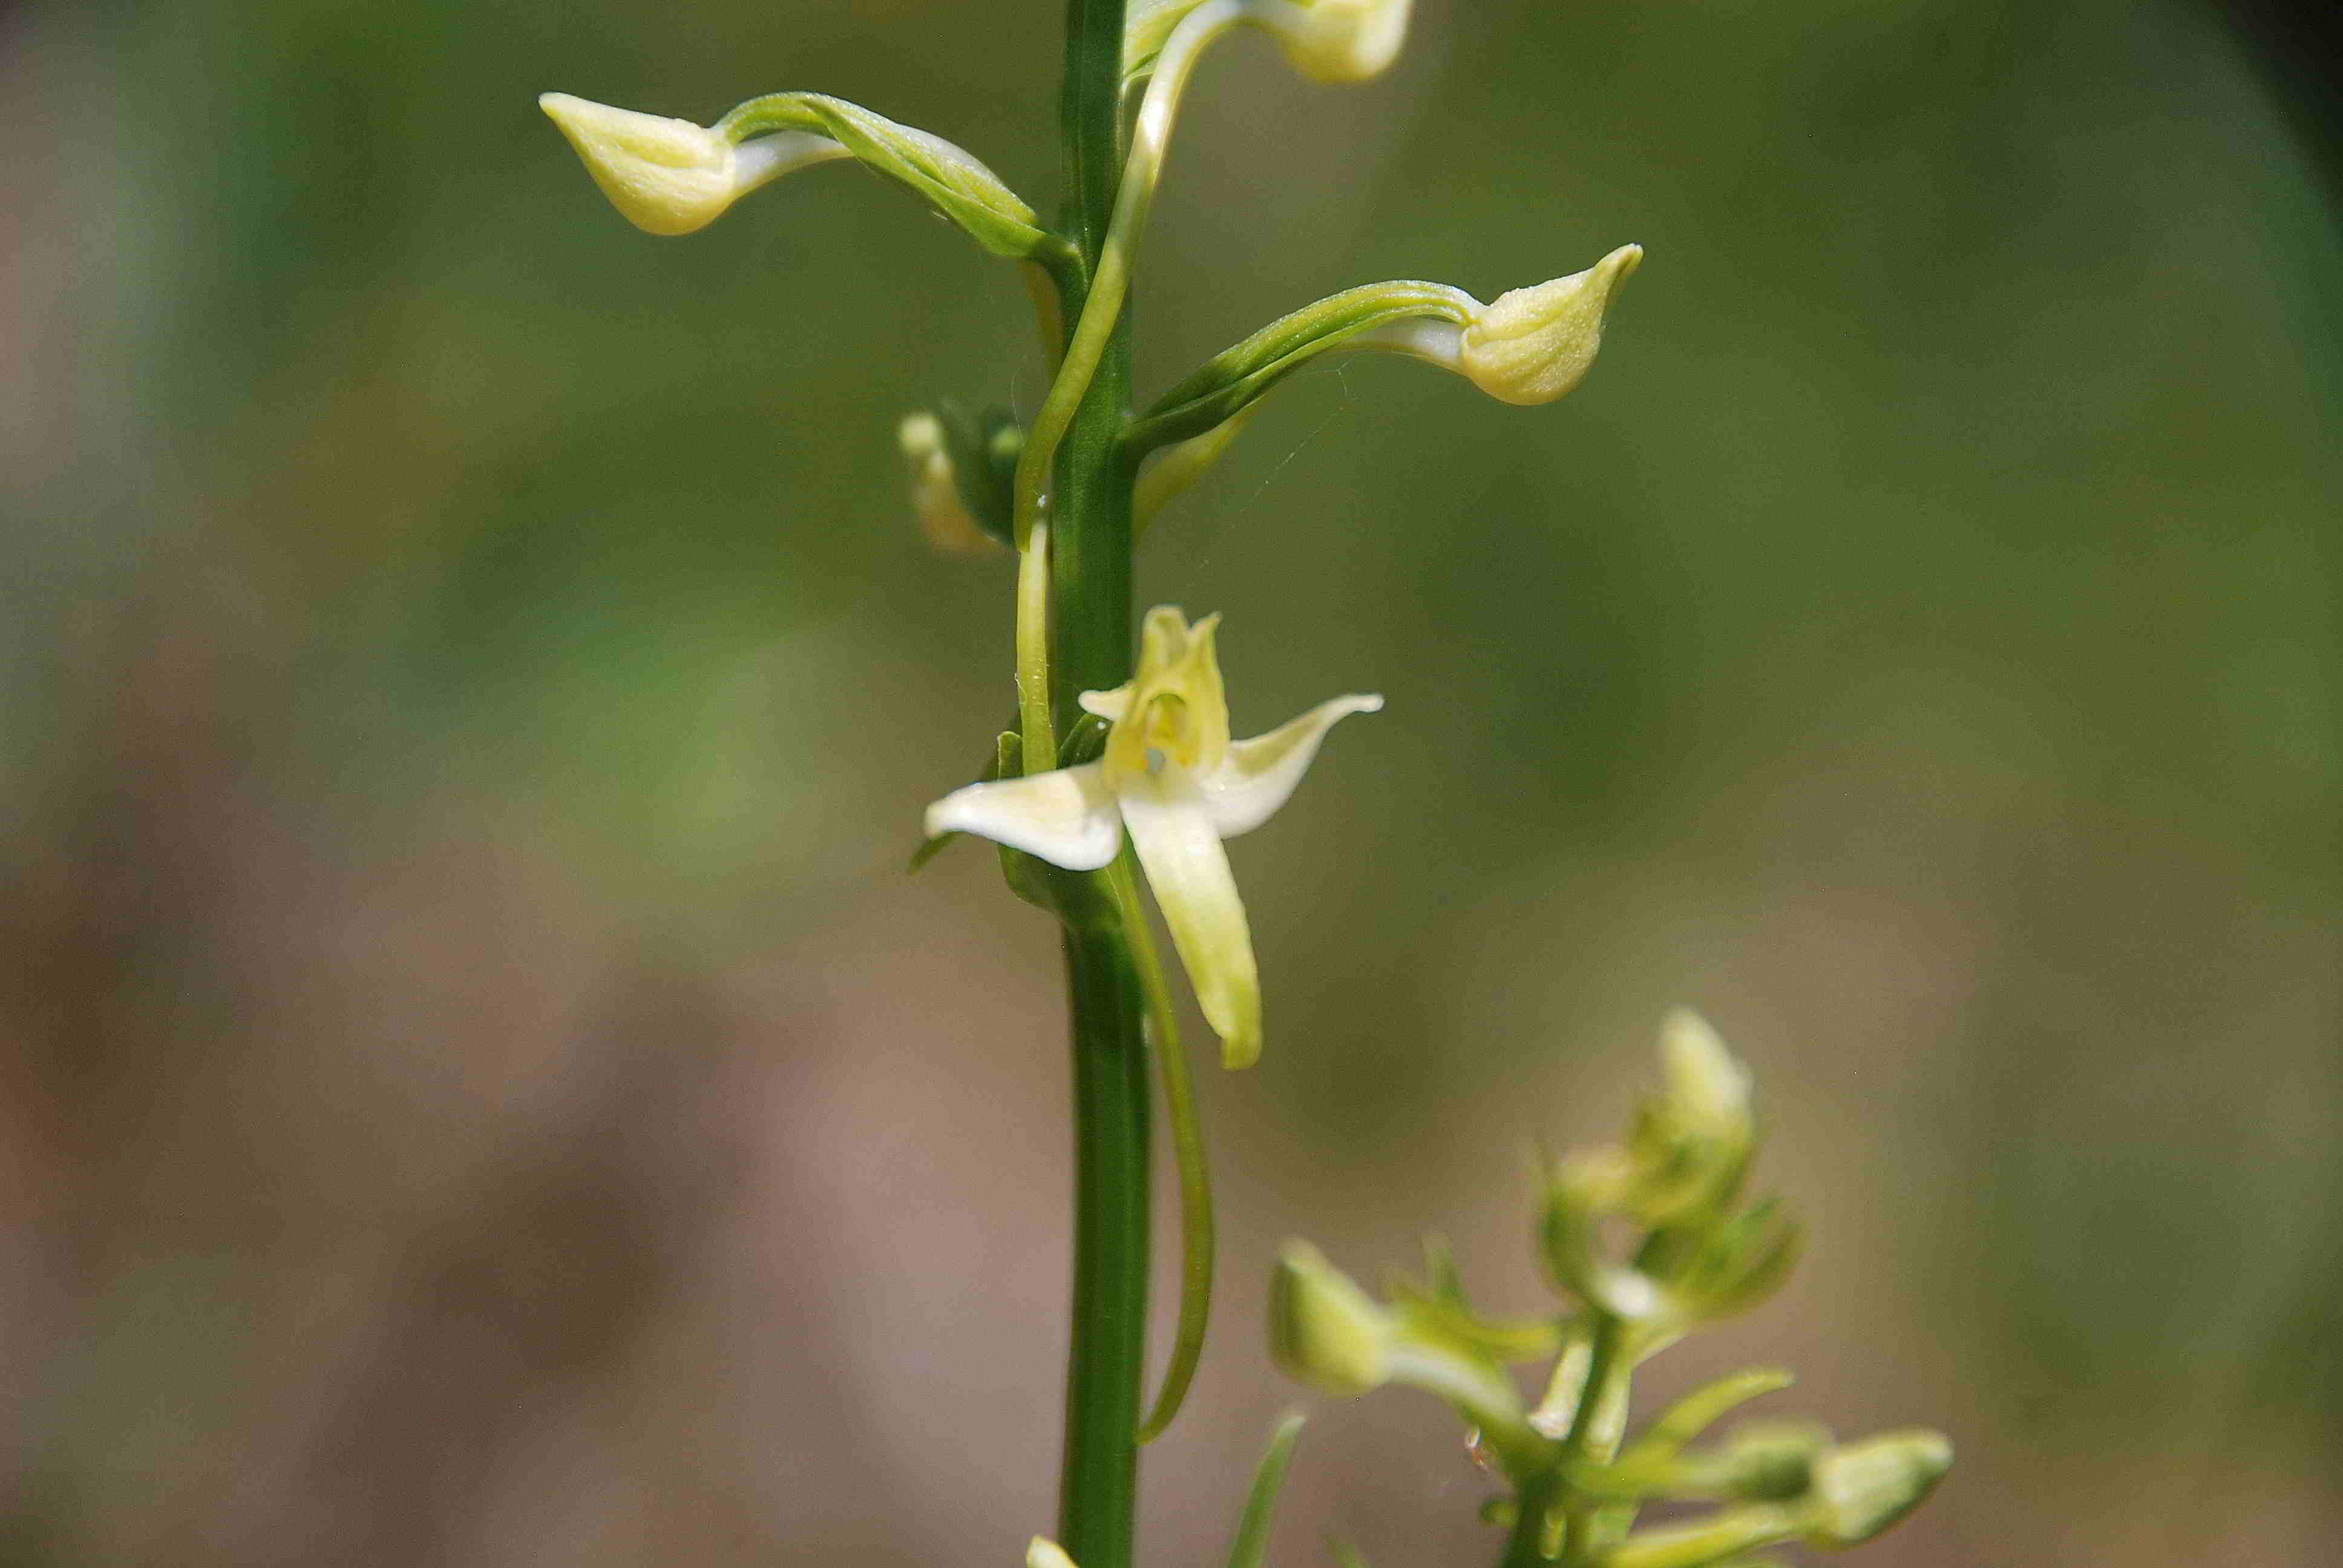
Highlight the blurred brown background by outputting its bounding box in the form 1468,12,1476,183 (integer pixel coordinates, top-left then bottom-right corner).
4,1,2338,1563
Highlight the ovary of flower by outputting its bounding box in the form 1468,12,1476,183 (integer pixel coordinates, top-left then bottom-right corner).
923,607,1383,1068
1355,243,1643,406
539,93,849,235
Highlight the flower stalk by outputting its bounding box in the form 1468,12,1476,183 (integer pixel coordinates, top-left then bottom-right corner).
537,2,1956,1564
1050,7,1148,1566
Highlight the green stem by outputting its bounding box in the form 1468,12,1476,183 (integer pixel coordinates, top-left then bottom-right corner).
1058,916,1153,1568
1500,1315,1628,1568
1014,0,1232,566
1563,1317,1631,1564
1017,520,1058,770
1054,7,1149,1568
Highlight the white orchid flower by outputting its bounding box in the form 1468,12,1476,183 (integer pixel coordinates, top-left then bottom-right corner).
925,607,1382,1068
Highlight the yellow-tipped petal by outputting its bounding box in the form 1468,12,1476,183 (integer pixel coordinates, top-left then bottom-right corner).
1460,243,1642,405
1027,1539,1080,1568
1118,762,1262,1068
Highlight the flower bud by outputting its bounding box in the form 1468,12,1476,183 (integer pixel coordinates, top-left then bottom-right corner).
1539,1150,1665,1319
898,413,1001,555
1701,1419,1831,1502
1801,1431,1953,1547
1460,243,1642,405
1605,1506,1800,1568
1269,1242,1393,1396
539,93,843,235
1271,0,1414,84
1658,1008,1752,1138
1026,1538,1080,1568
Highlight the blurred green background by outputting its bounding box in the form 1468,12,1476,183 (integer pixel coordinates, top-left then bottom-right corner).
4,0,2338,1563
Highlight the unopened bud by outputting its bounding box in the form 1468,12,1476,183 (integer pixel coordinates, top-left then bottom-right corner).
1269,0,1414,84
898,413,1000,555
1460,243,1642,405
1801,1431,1952,1548
540,93,844,235
1659,1008,1752,1136
1026,1538,1080,1568
1269,1242,1393,1396
1703,1420,1830,1502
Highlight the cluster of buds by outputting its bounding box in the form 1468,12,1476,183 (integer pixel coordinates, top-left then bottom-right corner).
542,0,1637,552
1268,1016,1950,1566
1538,1009,1797,1327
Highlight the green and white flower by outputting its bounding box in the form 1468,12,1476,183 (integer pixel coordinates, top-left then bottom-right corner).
1362,243,1645,406
538,93,848,235
924,607,1381,1068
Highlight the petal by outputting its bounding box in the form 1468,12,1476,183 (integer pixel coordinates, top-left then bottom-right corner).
924,762,1121,871
1201,693,1384,839
1119,765,1262,1068
1078,685,1134,722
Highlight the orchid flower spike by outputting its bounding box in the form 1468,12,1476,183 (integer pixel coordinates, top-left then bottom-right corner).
539,93,847,235
925,607,1383,1068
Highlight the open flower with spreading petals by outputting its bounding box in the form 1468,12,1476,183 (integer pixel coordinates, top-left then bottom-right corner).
925,607,1381,1068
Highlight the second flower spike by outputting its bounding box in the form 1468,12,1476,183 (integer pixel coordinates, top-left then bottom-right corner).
924,607,1382,1068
